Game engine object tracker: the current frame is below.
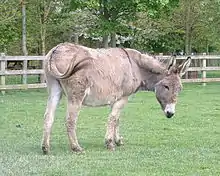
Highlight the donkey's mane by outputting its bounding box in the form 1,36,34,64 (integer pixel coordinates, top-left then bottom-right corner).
126,48,167,74
152,55,167,65
144,53,167,67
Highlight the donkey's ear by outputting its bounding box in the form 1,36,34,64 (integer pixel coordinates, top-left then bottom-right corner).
166,55,176,71
178,56,191,77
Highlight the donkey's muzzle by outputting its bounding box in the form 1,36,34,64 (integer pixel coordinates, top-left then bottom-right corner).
164,103,175,118
165,111,174,118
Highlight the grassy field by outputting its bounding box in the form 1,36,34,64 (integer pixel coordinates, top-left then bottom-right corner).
0,83,220,176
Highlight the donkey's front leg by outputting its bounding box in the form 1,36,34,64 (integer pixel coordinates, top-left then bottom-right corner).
105,97,128,151
66,99,83,153
115,118,124,146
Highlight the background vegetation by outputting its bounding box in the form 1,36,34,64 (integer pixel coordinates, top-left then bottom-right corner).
1,0,220,56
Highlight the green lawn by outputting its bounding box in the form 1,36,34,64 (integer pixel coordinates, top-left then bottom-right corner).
6,75,40,85
0,83,220,176
199,71,220,78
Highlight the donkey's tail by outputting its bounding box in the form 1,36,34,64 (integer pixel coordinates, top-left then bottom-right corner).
46,44,92,79
45,45,77,79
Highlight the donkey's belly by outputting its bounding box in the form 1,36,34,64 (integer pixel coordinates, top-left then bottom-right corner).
82,87,123,107
82,96,111,106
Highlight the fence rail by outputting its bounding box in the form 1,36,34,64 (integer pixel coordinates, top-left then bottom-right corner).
158,54,220,85
1,53,220,94
0,54,45,94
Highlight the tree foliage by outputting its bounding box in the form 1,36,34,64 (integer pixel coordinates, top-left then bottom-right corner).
0,1,21,53
0,0,220,55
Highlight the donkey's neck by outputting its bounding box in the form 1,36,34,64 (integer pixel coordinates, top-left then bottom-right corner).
123,48,167,92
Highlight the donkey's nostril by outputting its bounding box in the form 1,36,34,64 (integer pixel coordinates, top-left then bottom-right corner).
166,111,174,118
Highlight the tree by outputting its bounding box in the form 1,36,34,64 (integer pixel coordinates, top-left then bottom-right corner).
195,0,220,54
3,0,220,57
126,1,180,53
70,0,137,48
21,0,28,56
38,0,56,55
25,0,66,55
70,0,179,48
0,1,20,53
0,0,20,24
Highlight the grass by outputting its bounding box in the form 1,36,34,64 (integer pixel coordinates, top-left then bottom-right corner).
0,83,220,176
6,75,40,85
198,71,220,78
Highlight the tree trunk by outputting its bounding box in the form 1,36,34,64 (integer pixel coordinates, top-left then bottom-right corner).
39,1,52,83
21,0,28,84
41,25,46,56
110,32,116,47
184,2,197,78
39,1,52,55
206,40,209,54
21,0,28,56
103,35,108,48
73,34,79,44
185,3,191,55
102,0,109,48
39,24,46,83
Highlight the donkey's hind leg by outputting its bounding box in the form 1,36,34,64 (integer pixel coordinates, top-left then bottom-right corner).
105,97,128,151
63,82,88,153
65,97,84,153
42,77,62,154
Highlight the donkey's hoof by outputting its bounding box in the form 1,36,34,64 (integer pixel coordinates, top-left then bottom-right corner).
72,146,84,154
42,145,49,155
107,144,115,151
105,139,115,151
115,138,124,146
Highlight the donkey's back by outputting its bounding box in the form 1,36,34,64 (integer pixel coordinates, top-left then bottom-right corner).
45,42,139,106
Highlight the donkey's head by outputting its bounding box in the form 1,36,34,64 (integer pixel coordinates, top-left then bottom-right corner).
155,56,191,118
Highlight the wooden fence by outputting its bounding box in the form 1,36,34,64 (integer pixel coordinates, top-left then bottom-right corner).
0,53,46,95
0,53,220,94
157,54,220,85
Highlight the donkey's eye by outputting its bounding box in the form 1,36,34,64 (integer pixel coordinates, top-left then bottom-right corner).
164,85,169,90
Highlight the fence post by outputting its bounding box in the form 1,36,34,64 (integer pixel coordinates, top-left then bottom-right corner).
40,59,45,83
202,53,206,86
23,58,28,85
0,53,6,95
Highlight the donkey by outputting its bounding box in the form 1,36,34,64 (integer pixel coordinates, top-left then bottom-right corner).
41,42,191,154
